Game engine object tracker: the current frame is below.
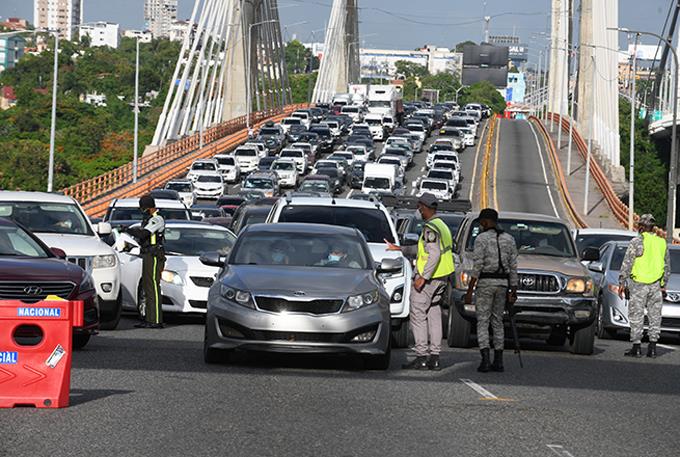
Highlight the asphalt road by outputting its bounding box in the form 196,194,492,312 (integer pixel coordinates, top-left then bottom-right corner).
3,123,680,456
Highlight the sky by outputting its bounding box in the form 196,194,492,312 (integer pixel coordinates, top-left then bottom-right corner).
0,0,674,57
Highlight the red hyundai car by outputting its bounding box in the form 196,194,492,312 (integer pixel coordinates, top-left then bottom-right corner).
0,218,98,348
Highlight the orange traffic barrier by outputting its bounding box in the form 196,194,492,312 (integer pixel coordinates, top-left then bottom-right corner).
0,300,84,408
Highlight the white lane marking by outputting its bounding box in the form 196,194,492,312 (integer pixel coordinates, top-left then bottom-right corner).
527,121,560,218
347,189,354,198
656,343,676,350
460,378,498,399
547,444,576,457
410,188,416,195
468,121,488,201
420,166,425,172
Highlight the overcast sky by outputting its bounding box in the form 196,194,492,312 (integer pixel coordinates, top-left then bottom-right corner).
1,0,674,54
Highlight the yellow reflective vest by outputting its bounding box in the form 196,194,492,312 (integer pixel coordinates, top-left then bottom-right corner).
416,217,455,279
631,232,666,284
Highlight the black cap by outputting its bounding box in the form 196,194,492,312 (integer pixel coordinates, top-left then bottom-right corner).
139,195,156,211
478,208,498,222
418,192,438,209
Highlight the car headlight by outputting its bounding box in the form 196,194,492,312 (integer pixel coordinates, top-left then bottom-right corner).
607,284,623,295
93,254,117,269
161,270,184,286
79,273,95,293
344,289,379,312
566,277,593,295
220,285,254,309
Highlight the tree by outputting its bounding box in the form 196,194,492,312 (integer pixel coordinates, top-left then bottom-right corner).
285,40,318,75
455,40,476,52
394,60,429,79
459,81,506,113
289,73,317,103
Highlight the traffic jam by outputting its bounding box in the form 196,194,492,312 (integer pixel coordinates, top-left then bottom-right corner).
1,84,679,372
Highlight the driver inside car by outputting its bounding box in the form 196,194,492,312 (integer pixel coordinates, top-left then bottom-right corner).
319,243,361,269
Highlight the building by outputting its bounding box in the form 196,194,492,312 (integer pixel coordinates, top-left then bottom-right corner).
505,71,526,104
0,35,26,72
489,35,527,68
144,0,178,39
123,30,153,43
617,44,659,90
0,18,30,32
79,22,120,48
168,20,190,42
34,0,83,41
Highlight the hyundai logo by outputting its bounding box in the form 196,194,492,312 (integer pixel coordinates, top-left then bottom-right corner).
520,276,535,288
23,286,43,296
293,291,306,297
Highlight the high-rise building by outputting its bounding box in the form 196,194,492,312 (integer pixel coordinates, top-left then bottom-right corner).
79,22,120,49
33,0,83,41
0,35,26,72
144,0,178,39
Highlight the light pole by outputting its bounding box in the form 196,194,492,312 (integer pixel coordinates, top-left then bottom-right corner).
455,85,467,105
611,27,679,241
47,31,59,192
133,37,140,182
628,33,640,230
246,19,277,132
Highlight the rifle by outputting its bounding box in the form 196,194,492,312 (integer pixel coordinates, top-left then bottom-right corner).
505,290,523,368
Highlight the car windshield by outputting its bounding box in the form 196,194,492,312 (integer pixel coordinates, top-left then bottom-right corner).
244,178,274,189
379,159,401,166
434,154,456,162
164,227,235,256
434,162,456,170
298,134,318,142
216,157,235,166
575,233,635,253
197,175,222,183
0,224,49,257
166,183,192,192
406,125,424,132
231,232,368,269
428,171,452,180
310,128,331,136
342,107,359,113
335,153,353,160
0,202,93,236
316,161,337,169
466,219,576,257
385,149,407,157
300,182,330,192
236,149,257,157
109,207,189,222
279,206,395,243
218,197,244,206
260,128,280,135
364,177,390,190
422,181,447,191
272,162,295,171
316,168,339,178
192,162,216,171
347,147,366,155
283,118,301,125
280,151,302,158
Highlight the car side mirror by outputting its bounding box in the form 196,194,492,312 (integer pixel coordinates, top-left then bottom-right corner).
588,261,604,273
95,222,112,235
377,257,403,274
50,247,67,259
582,247,600,262
199,251,226,268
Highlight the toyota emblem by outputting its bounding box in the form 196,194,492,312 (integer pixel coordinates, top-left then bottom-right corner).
520,276,535,288
23,286,43,296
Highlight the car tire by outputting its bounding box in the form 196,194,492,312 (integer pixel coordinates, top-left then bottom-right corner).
72,332,91,350
596,300,616,340
569,321,596,355
99,293,122,330
391,320,410,348
447,306,473,348
364,344,391,370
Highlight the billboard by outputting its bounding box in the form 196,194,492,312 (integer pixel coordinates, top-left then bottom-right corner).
462,44,509,67
508,44,528,62
462,67,509,87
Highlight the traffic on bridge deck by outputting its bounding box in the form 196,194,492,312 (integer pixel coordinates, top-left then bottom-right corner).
1,0,679,456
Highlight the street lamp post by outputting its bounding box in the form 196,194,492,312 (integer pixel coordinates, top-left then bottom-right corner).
611,27,679,241
629,33,640,230
246,19,277,132
455,85,466,105
47,31,59,192
133,37,140,182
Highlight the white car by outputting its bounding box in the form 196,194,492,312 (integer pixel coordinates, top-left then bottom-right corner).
104,198,192,225
418,178,452,201
459,127,475,146
329,151,355,166
271,159,299,188
234,146,260,173
244,142,267,158
432,159,460,183
291,142,316,158
164,179,195,208
426,168,458,192
364,114,386,140
290,111,312,129
322,120,342,138
193,174,225,200
186,159,219,182
346,144,370,162
280,117,303,134
340,105,364,123
427,150,459,169
213,154,241,183
313,159,344,178
382,115,396,132
376,156,405,184
0,191,122,329
404,123,427,142
116,221,236,314
278,148,308,173
385,136,411,150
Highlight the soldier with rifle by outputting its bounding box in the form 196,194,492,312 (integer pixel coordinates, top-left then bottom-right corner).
464,208,519,372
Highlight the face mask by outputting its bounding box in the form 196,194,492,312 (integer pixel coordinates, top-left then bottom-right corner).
328,254,343,262
272,252,285,263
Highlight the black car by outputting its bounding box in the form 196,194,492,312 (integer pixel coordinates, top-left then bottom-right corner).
314,167,344,194
257,157,277,172
309,125,335,154
297,132,320,151
230,203,275,234
349,161,365,189
150,189,182,201
287,124,308,143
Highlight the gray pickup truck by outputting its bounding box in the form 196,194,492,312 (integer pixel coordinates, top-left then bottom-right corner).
448,211,600,355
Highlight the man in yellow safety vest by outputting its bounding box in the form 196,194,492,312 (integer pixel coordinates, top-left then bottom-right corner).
618,214,670,358
386,193,455,370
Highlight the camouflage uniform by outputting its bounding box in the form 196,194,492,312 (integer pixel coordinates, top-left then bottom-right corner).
619,236,670,344
402,220,447,357
471,228,519,350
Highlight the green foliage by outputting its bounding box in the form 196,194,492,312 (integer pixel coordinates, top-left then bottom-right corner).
619,97,668,223
285,40,318,75
454,40,476,52
394,60,429,79
289,73,317,103
459,81,506,113
0,37,181,190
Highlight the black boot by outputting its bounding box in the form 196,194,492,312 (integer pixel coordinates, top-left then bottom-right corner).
477,348,491,373
647,342,657,358
402,356,428,370
492,350,504,372
624,343,642,358
427,354,441,371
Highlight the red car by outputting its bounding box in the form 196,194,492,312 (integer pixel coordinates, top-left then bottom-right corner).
0,218,98,349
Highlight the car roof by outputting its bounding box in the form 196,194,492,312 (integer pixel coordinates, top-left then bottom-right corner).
164,220,232,231
574,228,637,236
167,179,192,183
0,191,77,204
110,198,188,209
244,222,359,237
473,211,567,224
280,196,385,210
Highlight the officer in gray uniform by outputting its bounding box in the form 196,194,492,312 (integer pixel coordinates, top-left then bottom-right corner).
618,214,670,358
386,193,455,371
465,208,518,372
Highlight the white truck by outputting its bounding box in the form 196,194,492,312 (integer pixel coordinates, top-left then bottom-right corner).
367,85,403,121
362,162,399,195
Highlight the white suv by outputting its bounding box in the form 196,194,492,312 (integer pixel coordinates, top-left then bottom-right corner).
266,197,413,347
0,191,122,329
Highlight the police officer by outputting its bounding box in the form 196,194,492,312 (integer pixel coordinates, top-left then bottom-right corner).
464,208,518,373
618,214,670,358
386,193,455,371
126,195,166,329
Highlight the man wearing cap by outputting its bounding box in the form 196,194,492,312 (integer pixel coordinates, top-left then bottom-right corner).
465,208,518,372
386,192,455,370
125,195,166,329
618,214,670,358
